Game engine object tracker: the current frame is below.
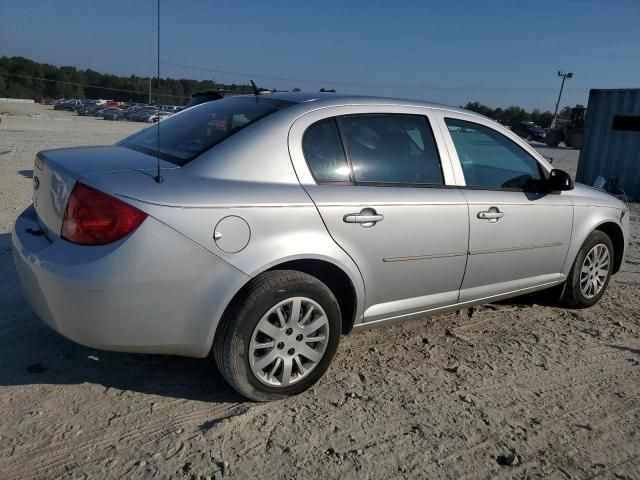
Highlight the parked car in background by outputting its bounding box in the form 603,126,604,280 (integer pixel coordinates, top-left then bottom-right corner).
77,100,99,116
129,107,159,122
511,122,547,142
54,99,75,110
68,100,82,111
72,100,88,112
121,105,144,120
13,93,629,401
85,104,107,116
184,89,224,109
162,105,182,113
101,108,125,121
147,111,173,123
101,101,123,109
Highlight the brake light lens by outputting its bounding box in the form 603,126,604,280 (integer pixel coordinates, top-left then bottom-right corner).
61,182,147,245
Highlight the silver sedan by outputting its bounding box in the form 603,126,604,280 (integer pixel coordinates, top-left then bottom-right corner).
13,93,630,401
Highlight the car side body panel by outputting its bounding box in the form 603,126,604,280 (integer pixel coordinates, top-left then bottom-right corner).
12,93,631,358
304,184,469,322
430,110,574,300
456,188,573,301
287,104,469,323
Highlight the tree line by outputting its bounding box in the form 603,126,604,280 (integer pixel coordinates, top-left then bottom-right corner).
0,56,254,105
462,101,579,128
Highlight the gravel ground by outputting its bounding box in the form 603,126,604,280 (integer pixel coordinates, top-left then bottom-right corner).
1,106,639,480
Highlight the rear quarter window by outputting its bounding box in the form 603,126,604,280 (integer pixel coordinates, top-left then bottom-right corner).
302,118,351,183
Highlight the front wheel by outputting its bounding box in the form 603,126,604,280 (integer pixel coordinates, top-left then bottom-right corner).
560,231,614,308
214,271,342,401
545,131,562,147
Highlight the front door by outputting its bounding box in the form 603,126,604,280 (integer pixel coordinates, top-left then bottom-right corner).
290,109,469,323
440,115,573,301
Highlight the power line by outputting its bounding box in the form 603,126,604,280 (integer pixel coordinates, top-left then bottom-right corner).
3,68,592,100
159,59,594,93
576,75,640,84
0,71,194,99
3,64,606,98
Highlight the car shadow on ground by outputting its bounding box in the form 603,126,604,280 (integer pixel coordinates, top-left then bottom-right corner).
18,169,33,179
494,287,563,308
0,234,243,403
608,345,640,356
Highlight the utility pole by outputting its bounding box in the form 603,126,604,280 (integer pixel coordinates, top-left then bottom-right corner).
148,46,152,104
552,70,573,128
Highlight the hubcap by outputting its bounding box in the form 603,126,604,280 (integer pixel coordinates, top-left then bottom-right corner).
580,243,610,299
249,297,329,387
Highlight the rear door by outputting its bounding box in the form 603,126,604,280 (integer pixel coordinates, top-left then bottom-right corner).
435,112,573,301
289,106,469,324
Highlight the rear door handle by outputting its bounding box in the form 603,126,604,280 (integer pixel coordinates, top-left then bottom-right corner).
477,207,504,223
343,208,384,228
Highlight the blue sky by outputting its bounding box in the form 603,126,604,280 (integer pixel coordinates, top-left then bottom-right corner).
1,0,639,109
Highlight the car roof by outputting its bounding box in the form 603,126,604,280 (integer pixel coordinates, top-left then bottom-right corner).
234,92,470,115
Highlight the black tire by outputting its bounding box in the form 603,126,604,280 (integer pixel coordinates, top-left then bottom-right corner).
560,231,614,308
545,131,562,147
214,271,342,401
567,132,582,149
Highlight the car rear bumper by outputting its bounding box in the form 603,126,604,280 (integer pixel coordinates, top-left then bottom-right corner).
12,205,250,357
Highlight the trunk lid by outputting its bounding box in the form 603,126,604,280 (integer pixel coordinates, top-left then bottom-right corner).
32,146,176,239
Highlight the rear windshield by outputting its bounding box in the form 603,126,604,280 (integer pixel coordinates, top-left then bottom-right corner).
121,96,294,165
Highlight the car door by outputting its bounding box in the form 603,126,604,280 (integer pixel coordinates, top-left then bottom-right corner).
436,112,573,301
288,106,469,324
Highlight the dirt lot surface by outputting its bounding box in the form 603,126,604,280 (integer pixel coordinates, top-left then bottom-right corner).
1,107,639,480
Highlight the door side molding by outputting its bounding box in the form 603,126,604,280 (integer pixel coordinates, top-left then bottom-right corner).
469,242,563,255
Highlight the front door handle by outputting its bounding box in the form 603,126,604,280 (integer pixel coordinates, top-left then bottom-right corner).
477,207,504,223
343,208,384,228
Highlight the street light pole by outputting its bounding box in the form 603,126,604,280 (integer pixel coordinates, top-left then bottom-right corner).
552,70,573,128
148,46,152,104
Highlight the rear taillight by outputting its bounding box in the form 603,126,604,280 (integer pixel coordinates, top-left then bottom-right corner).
61,182,147,245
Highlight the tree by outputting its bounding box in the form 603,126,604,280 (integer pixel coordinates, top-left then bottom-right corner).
558,106,572,120
0,55,255,104
464,101,494,118
0,73,7,97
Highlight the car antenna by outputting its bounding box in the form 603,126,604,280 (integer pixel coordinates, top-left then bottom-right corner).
154,0,163,183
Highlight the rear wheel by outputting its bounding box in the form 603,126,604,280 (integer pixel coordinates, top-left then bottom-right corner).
214,271,341,401
561,231,613,308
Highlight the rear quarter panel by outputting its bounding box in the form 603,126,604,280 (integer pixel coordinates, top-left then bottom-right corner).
82,171,367,328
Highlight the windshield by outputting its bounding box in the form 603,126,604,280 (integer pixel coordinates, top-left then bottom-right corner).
121,96,294,166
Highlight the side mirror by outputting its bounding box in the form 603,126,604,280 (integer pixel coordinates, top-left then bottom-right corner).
547,169,574,191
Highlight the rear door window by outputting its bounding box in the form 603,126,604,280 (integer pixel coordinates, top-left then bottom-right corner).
338,114,444,185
